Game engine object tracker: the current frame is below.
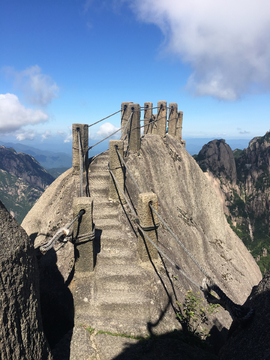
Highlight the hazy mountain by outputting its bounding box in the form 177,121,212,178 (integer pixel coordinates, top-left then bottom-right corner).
1,141,72,169
195,132,270,273
0,146,55,223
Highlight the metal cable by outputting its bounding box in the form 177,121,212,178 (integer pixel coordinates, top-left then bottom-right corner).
115,148,142,194
138,224,201,289
87,127,122,152
88,109,121,128
108,167,138,220
120,110,134,141
40,209,86,254
149,204,212,280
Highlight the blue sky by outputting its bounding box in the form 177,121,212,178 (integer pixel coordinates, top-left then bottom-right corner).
1,0,270,154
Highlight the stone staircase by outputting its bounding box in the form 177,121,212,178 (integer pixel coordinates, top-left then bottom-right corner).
72,151,155,335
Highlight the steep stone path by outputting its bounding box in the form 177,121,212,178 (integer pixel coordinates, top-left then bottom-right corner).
72,151,154,336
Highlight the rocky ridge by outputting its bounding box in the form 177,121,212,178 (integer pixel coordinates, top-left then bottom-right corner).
0,146,54,223
195,131,270,274
21,133,261,358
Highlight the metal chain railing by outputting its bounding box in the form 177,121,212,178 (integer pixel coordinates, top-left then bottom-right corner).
88,109,122,128
40,209,85,254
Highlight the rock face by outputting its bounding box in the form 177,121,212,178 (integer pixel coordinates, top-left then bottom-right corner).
22,134,262,357
0,200,51,360
196,139,237,184
195,132,270,274
219,271,270,360
0,146,55,223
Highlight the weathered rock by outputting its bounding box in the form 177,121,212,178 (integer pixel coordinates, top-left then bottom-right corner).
196,139,237,184
22,134,262,356
219,271,270,360
0,200,51,360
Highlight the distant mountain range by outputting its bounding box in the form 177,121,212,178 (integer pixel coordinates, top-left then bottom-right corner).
1,141,72,170
195,132,270,274
0,146,56,223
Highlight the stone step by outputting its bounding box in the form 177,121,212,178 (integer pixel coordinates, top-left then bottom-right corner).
97,248,136,266
90,187,109,198
95,264,147,278
89,171,109,180
94,218,121,231
93,292,151,321
93,208,119,220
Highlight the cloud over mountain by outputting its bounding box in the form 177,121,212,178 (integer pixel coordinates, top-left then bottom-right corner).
0,94,48,134
129,0,270,100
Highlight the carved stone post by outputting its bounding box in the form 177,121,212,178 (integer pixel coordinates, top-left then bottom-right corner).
168,103,178,137
129,103,141,152
121,102,133,139
176,111,183,141
138,192,159,262
143,102,153,135
155,101,167,137
72,124,88,175
109,140,125,203
73,197,95,272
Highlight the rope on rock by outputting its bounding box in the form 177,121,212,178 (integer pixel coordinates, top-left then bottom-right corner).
40,209,85,254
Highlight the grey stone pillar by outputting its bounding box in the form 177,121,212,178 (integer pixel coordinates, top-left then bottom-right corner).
143,102,153,135
176,111,183,141
73,197,95,272
168,103,178,137
109,140,125,203
138,192,159,262
72,124,88,175
129,103,141,152
155,101,167,137
121,102,133,139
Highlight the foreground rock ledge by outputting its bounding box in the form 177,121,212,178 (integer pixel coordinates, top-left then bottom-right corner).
0,200,51,360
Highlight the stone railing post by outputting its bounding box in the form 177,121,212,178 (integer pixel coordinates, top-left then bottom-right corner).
143,102,153,135
129,103,141,152
121,102,133,139
168,103,178,137
138,192,159,262
176,111,183,141
73,197,95,272
154,101,167,137
72,124,88,175
109,140,125,203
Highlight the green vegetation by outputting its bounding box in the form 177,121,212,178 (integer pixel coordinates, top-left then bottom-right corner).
176,290,219,342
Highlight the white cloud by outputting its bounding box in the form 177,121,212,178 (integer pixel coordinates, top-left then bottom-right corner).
4,65,59,106
95,122,120,138
0,93,49,134
128,0,270,100
41,130,52,140
16,131,36,141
